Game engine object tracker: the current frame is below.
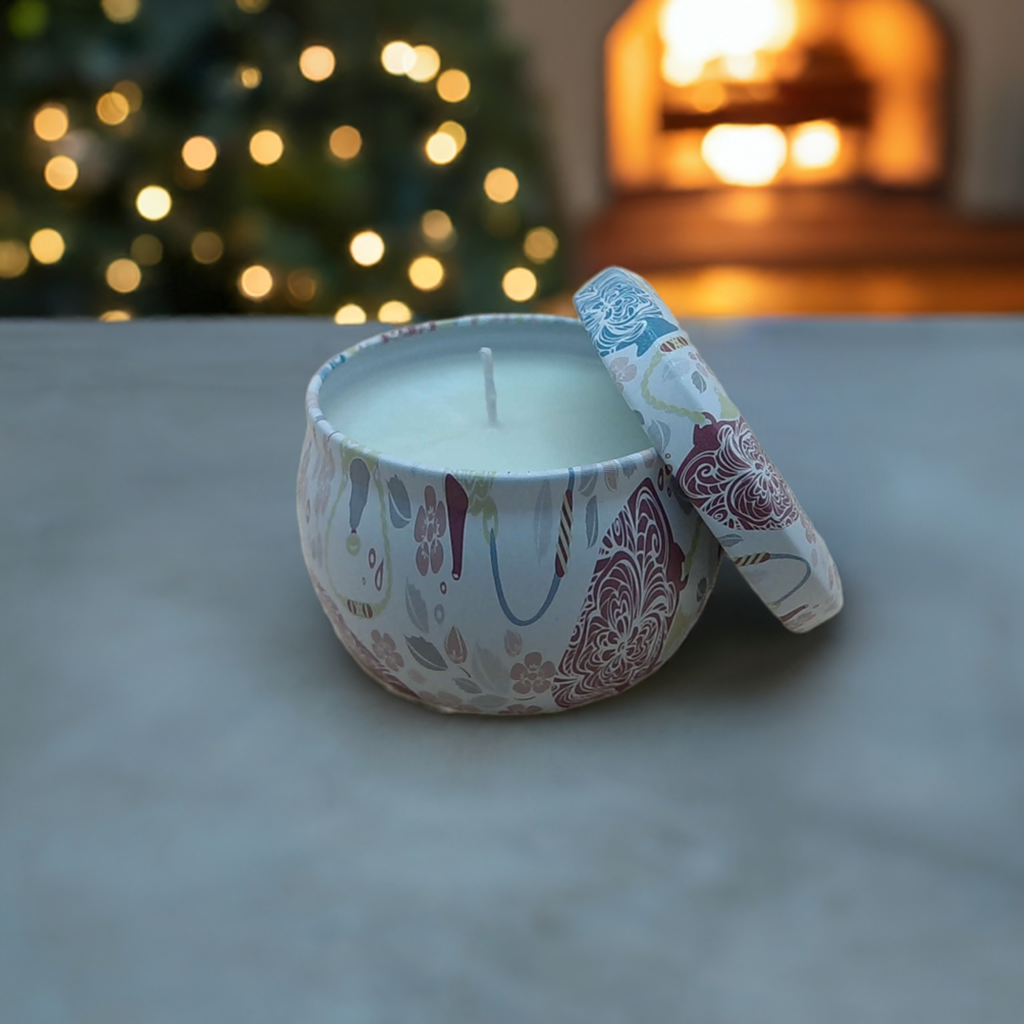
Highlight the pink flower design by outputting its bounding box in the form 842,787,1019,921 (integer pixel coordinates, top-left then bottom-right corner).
370,630,404,672
414,485,447,576
676,415,801,533
510,652,556,695
608,356,637,392
553,478,684,709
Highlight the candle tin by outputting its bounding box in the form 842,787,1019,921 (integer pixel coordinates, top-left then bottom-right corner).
299,315,723,715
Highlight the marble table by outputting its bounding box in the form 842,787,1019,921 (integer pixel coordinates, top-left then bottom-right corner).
2,316,1022,1023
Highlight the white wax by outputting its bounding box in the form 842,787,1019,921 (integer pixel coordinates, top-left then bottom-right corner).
322,349,651,472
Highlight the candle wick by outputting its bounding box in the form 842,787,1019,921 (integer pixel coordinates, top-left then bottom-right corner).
480,346,498,428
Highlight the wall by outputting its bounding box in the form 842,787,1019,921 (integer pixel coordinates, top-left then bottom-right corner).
495,0,1024,222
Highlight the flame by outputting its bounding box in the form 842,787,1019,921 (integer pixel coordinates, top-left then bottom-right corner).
701,124,787,186
659,0,797,85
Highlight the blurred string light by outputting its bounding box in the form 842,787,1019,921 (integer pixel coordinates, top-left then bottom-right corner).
381,41,416,76
502,266,536,302
0,241,31,278
250,128,283,165
329,125,361,160
239,264,273,299
30,228,65,264
408,255,444,291
438,120,466,152
334,303,366,325
106,257,142,293
421,209,454,246
425,130,457,165
484,167,518,203
349,230,384,266
299,45,335,82
791,120,841,169
378,300,411,323
524,226,558,263
44,155,78,190
436,69,470,103
136,185,172,220
287,269,318,302
99,309,132,321
191,231,223,264
237,65,262,89
33,104,68,142
131,234,162,265
182,136,217,171
115,80,143,111
101,0,140,24
407,45,440,83
96,90,130,126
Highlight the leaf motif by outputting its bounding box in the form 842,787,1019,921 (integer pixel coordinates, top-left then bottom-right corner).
472,644,509,694
405,635,447,672
622,459,637,478
533,480,553,561
691,370,707,394
647,419,671,451
504,630,523,657
386,475,411,529
471,694,507,710
586,496,599,548
720,533,742,548
578,467,599,497
455,677,482,694
603,462,618,491
405,582,430,633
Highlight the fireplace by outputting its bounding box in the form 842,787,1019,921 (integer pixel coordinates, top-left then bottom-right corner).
606,0,949,193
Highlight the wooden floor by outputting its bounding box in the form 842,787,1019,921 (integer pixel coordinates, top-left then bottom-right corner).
571,187,1024,315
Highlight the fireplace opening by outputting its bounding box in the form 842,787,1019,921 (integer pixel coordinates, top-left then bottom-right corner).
606,0,949,192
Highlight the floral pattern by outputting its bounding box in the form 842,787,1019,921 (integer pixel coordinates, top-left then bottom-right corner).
608,356,637,392
510,652,556,695
370,630,404,672
574,268,678,358
414,485,447,576
676,415,801,532
553,478,685,709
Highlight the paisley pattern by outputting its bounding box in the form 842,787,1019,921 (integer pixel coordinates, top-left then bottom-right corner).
553,478,685,709
574,268,678,358
677,415,801,532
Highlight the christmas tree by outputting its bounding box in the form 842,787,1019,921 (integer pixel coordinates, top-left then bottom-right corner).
0,0,564,321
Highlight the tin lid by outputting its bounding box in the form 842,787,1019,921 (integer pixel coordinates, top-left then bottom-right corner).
573,266,842,633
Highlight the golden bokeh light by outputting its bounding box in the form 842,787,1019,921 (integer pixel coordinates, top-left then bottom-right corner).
299,45,335,82
484,167,519,203
438,120,466,153
524,226,558,263
33,104,68,142
349,230,385,267
408,255,444,291
421,209,453,244
96,91,130,126
135,185,172,220
131,234,162,266
407,45,441,83
287,268,318,303
329,125,362,160
378,300,412,324
99,309,132,322
236,0,269,12
791,120,841,170
239,264,273,299
701,123,787,186
44,155,78,191
102,0,140,24
106,257,142,294
182,135,217,171
0,240,31,278
249,129,283,165
238,65,262,89
502,266,537,303
436,69,470,103
425,131,457,165
29,228,65,264
191,230,223,264
334,303,367,325
381,41,416,76
691,82,727,113
115,80,143,111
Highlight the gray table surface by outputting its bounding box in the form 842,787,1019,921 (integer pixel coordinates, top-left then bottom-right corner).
2,316,1023,1024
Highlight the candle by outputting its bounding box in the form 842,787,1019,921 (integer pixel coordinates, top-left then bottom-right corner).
319,320,651,472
